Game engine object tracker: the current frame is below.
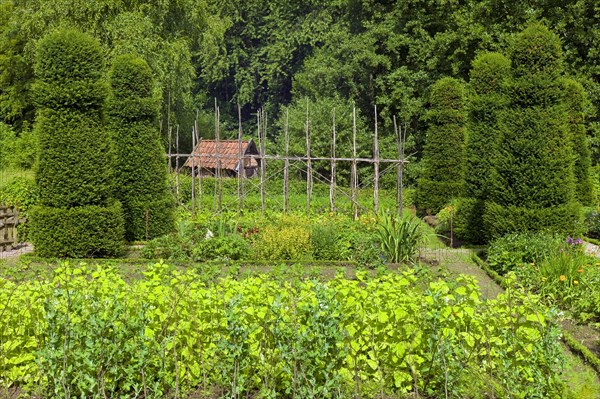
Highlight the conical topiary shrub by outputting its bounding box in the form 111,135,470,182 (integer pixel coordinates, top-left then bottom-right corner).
107,54,175,241
29,29,124,257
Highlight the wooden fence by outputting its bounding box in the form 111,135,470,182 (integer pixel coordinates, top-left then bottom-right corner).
0,206,21,252
168,104,410,218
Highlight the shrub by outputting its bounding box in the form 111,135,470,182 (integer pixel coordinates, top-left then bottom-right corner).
192,234,249,261
375,213,422,263
435,197,483,244
484,25,579,238
107,54,175,241
562,78,593,205
483,201,582,241
487,231,562,274
311,223,341,260
416,77,466,215
29,29,124,256
253,216,312,260
28,201,125,258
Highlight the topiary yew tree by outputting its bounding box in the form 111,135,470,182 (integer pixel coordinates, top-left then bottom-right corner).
107,54,175,241
460,52,511,243
415,77,466,216
483,24,579,239
561,78,593,206
29,29,124,257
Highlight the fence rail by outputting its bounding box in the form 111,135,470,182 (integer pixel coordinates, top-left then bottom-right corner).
168,104,411,218
0,205,22,251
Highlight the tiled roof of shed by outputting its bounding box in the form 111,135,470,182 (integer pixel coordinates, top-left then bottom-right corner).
183,140,258,171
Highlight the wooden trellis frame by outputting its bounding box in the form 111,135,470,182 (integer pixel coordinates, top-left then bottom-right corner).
168,103,410,218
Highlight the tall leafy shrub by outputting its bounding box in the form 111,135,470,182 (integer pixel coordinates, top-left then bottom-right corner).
462,53,511,243
107,54,175,241
484,24,579,239
29,29,124,257
416,77,466,215
561,78,593,205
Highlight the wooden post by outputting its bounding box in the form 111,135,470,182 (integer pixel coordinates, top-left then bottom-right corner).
284,108,290,213
351,105,358,220
305,99,312,215
215,100,222,213
258,109,266,216
175,125,180,198
394,116,404,217
196,117,203,210
237,103,244,212
168,125,172,173
330,108,336,213
191,127,196,218
262,109,267,214
373,105,380,214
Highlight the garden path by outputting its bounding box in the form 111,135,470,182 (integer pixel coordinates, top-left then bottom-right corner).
0,243,33,260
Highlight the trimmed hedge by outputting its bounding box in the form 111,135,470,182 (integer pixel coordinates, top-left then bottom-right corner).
107,54,174,241
28,201,124,258
562,78,593,205
484,25,579,238
30,29,124,257
416,77,466,215
125,197,176,241
483,201,581,240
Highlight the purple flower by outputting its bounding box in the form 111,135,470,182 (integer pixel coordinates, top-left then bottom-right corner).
566,237,574,245
575,238,583,245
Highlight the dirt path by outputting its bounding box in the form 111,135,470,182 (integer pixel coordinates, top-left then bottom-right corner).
0,243,33,260
422,247,504,299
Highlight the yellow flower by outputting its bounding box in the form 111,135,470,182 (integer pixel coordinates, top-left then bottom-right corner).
559,275,566,281
573,280,579,285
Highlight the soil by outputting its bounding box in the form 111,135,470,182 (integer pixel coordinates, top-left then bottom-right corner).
0,243,33,260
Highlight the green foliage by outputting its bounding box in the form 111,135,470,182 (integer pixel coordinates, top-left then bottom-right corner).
192,234,249,261
464,52,510,202
483,201,582,240
416,77,466,215
253,216,312,261
484,25,580,239
0,262,567,398
108,54,175,241
487,231,563,275
375,213,422,263
0,177,37,213
29,29,124,257
435,197,483,244
28,201,125,258
490,235,600,324
562,78,594,205
0,177,38,241
0,123,37,169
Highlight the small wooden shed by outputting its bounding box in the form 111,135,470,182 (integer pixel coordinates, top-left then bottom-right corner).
183,139,260,178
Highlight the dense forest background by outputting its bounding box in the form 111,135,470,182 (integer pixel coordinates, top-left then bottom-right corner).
1,0,599,184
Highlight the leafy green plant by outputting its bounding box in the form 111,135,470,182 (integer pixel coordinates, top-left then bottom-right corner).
375,213,422,263
487,231,562,274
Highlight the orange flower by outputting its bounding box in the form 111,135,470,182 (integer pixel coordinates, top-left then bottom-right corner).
559,275,566,281
577,269,583,273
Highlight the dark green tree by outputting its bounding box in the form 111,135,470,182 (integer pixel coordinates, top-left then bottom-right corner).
29,29,124,257
459,52,511,243
415,77,466,215
561,77,593,205
107,54,175,241
484,24,579,239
